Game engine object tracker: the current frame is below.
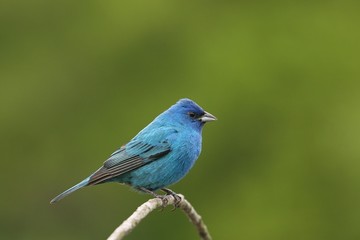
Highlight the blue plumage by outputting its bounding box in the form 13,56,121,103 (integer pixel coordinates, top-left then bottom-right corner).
50,98,216,204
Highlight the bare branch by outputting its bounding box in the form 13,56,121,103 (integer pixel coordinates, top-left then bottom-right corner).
107,194,212,240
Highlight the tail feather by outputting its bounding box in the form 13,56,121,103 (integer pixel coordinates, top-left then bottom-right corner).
50,177,90,204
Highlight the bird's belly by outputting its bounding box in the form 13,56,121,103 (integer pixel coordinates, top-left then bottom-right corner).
117,150,198,191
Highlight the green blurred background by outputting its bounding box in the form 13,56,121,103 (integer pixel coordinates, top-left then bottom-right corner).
1,1,360,239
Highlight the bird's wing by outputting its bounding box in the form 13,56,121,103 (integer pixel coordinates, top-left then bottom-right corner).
88,136,172,185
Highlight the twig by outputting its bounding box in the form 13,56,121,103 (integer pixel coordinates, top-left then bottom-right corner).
107,194,212,240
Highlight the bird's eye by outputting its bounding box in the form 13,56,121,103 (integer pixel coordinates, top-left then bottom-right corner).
188,112,196,118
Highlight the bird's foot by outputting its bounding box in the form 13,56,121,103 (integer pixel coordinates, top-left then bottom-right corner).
138,187,169,209
161,188,182,210
156,195,169,210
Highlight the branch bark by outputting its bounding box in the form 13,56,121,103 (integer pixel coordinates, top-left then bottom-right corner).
107,194,212,240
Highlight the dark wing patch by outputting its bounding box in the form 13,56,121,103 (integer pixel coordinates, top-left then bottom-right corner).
148,148,171,160
88,142,170,186
88,158,144,185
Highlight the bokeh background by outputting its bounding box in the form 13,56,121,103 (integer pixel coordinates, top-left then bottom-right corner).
1,1,360,239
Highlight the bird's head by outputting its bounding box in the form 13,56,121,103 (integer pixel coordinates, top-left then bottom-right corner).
166,98,217,130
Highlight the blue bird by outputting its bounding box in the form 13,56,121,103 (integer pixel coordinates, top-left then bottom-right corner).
50,98,216,204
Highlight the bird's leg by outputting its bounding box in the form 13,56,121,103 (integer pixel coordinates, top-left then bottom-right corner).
161,188,182,210
138,187,168,208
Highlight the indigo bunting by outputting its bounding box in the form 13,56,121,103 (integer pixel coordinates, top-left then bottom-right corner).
50,98,216,204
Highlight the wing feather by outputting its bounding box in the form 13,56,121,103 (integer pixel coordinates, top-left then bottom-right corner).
88,141,171,185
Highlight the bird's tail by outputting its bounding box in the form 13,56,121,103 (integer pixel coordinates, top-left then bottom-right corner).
50,177,90,204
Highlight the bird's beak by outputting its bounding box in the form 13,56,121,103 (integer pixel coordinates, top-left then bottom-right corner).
199,111,217,122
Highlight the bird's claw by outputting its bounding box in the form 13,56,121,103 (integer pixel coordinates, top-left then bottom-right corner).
173,194,182,209
138,187,169,210
161,188,182,210
155,195,168,211
140,187,181,210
